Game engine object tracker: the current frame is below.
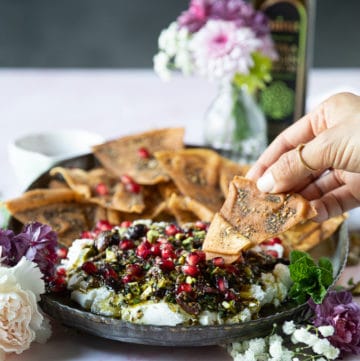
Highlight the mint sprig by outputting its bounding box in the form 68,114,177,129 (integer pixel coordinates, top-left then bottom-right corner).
289,250,334,305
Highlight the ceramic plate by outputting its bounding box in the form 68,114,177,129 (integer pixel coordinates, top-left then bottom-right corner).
7,153,349,346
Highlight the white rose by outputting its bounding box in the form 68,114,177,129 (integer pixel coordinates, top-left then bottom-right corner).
0,258,51,357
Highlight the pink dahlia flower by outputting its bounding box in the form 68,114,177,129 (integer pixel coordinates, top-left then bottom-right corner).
190,20,260,79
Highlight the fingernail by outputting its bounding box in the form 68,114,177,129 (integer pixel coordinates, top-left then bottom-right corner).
310,200,328,222
245,167,256,180
257,172,275,193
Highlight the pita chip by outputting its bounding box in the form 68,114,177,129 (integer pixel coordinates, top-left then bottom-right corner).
93,128,185,185
155,148,224,212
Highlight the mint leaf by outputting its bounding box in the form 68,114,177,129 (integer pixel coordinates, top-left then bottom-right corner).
289,250,334,305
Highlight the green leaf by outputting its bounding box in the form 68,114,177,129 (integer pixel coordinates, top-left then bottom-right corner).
232,52,273,94
288,250,334,305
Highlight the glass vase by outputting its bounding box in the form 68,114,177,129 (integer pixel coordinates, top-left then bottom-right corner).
204,83,267,164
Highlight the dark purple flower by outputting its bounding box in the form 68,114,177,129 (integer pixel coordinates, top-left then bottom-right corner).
309,291,360,355
178,0,212,32
178,0,270,37
0,229,15,263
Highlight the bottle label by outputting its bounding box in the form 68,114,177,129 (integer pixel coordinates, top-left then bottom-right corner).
258,0,307,141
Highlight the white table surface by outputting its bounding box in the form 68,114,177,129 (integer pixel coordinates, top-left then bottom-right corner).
1,68,360,361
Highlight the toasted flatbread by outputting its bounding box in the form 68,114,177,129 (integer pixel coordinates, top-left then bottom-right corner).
219,159,251,197
5,189,83,214
155,148,224,212
93,128,185,185
167,193,214,223
12,202,97,246
51,167,145,213
203,213,252,256
220,176,317,243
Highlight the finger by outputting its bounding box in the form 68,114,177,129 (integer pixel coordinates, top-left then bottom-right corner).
255,123,352,193
300,170,344,200
246,101,327,181
311,185,360,222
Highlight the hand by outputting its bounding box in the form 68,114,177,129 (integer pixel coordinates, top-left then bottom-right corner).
246,92,360,222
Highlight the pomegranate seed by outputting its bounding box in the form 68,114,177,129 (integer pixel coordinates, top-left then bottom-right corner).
125,182,141,194
195,221,208,230
161,243,176,259
56,247,68,259
119,239,135,250
136,241,151,259
177,283,192,294
81,231,95,239
120,220,132,228
266,250,279,258
225,265,238,275
120,174,134,184
262,237,282,246
81,261,98,275
122,274,134,284
137,147,150,159
126,264,143,277
182,264,200,277
56,267,66,277
212,257,225,268
216,276,228,292
95,220,113,232
95,182,109,196
150,243,161,256
49,276,67,292
225,290,236,300
195,250,206,262
102,266,118,280
186,252,201,266
165,224,180,236
158,259,175,272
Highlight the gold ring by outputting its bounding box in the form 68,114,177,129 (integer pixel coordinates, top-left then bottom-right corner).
296,143,318,172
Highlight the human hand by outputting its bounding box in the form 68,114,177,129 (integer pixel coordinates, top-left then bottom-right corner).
246,92,360,222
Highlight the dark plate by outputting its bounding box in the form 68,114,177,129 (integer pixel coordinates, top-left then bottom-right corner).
8,153,349,346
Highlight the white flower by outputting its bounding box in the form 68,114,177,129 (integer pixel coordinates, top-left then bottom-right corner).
318,325,335,337
312,338,340,360
0,258,51,357
291,327,318,346
248,338,266,355
282,320,296,335
153,52,172,81
268,334,283,360
158,22,179,56
190,20,261,80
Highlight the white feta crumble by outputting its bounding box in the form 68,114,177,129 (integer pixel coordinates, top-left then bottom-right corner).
62,238,94,270
122,301,188,326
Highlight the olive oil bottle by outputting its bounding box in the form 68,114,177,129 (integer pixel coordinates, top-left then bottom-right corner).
253,0,316,142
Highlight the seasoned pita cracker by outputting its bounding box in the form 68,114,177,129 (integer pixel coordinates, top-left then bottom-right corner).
167,194,199,225
219,159,251,197
93,128,185,185
220,176,317,243
5,189,82,214
51,167,145,213
203,213,252,257
168,194,214,223
155,148,224,212
204,251,241,264
321,214,347,240
279,220,321,249
12,202,97,247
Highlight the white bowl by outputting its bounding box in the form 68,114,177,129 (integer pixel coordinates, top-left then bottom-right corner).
8,130,105,188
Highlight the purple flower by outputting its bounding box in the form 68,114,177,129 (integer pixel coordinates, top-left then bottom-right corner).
178,0,270,37
16,222,58,278
0,229,15,262
178,0,212,33
309,291,360,355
